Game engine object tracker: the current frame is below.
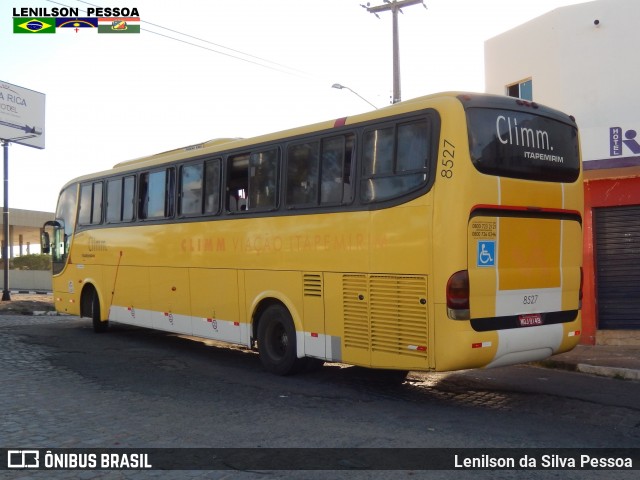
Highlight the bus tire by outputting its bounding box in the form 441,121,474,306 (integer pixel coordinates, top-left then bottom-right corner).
83,288,108,333
257,304,303,376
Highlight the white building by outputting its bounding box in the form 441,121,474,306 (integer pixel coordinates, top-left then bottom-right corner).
485,0,640,344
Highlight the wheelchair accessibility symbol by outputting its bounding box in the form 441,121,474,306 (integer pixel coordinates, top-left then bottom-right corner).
477,241,496,267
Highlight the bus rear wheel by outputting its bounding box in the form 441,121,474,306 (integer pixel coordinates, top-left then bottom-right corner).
257,304,304,376
82,288,108,333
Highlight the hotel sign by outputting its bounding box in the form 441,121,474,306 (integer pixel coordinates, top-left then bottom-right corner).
0,81,45,149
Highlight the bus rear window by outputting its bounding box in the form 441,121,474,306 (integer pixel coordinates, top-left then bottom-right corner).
466,108,580,182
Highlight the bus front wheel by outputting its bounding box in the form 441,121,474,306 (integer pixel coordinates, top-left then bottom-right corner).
82,288,108,333
257,304,304,376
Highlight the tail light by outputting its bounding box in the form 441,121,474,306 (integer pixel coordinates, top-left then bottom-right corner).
447,270,470,320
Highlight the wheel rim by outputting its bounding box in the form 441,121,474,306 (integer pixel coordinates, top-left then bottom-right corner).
271,323,288,359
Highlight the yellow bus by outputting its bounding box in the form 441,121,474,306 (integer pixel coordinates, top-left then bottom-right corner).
42,92,583,376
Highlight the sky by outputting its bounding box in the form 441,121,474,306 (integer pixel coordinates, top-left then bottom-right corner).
1,0,592,213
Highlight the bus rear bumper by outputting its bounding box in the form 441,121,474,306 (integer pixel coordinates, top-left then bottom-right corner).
485,323,564,368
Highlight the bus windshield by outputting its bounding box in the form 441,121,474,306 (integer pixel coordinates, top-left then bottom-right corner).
50,184,77,274
466,107,580,183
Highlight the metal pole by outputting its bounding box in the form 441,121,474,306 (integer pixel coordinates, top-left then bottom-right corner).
363,0,424,104
392,7,401,104
2,140,10,301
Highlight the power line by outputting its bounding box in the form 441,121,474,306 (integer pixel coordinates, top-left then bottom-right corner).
41,0,381,106
44,0,315,79
74,0,311,77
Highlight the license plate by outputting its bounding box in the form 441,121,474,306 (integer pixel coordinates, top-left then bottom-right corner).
518,313,543,327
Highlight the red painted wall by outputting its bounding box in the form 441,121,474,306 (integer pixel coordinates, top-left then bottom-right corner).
582,176,640,344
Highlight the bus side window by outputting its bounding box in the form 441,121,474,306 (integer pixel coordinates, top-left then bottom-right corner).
321,133,355,205
180,162,204,216
78,181,103,226
361,119,430,203
178,158,220,216
397,121,430,172
179,158,221,216
106,175,136,223
78,183,93,225
228,149,279,212
139,168,175,220
227,153,249,212
146,170,166,218
286,133,355,208
204,159,221,214
286,142,319,207
106,178,122,223
342,134,355,204
122,175,135,221
138,173,149,219
249,148,279,209
92,182,103,224
362,126,394,202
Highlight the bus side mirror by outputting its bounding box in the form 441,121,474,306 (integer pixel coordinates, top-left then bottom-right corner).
41,220,62,256
41,231,51,254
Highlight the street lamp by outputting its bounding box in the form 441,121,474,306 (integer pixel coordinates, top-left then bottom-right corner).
331,83,378,110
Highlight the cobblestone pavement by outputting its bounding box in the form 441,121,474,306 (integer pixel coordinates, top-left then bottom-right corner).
1,315,638,480
0,316,256,480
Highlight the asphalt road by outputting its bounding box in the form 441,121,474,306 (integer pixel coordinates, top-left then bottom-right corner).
1,314,638,479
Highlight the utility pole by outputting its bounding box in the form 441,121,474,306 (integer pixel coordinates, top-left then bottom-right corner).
362,0,426,104
2,140,9,301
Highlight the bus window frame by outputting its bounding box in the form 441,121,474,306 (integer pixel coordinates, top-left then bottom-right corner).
106,174,137,224
179,160,205,218
78,180,104,226
138,167,176,221
284,132,356,210
359,114,437,205
178,157,223,218
226,146,280,214
70,108,441,233
203,157,222,216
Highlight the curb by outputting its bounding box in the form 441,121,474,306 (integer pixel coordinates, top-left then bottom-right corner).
536,359,640,381
575,364,640,381
10,290,52,295
534,359,577,372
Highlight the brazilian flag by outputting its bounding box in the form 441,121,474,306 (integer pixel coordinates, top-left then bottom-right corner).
13,17,56,34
